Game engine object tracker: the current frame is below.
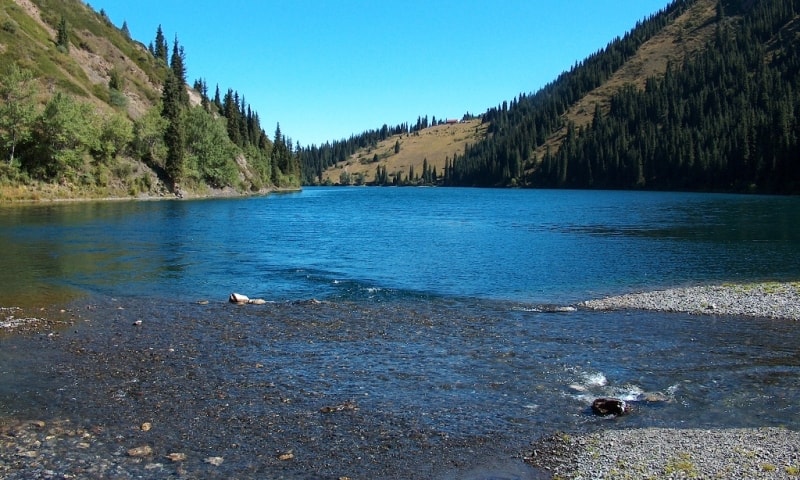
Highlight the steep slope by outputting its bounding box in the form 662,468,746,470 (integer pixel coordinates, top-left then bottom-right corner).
544,0,719,156
2,0,163,116
1,0,297,201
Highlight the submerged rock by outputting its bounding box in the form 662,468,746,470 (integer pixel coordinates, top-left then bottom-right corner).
591,397,630,416
127,445,153,457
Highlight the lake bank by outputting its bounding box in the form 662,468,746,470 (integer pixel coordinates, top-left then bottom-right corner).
526,427,800,478
581,282,800,320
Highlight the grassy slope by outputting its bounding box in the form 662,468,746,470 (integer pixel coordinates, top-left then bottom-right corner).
1,0,162,117
321,119,487,184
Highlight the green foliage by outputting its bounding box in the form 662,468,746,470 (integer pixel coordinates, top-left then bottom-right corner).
56,15,69,52
24,92,99,179
2,19,17,34
0,0,302,197
0,65,38,165
184,106,239,187
95,112,133,164
445,0,800,193
132,105,167,167
535,0,800,193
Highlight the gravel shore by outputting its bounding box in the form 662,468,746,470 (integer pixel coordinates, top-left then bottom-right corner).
526,427,800,479
556,282,800,479
580,282,800,320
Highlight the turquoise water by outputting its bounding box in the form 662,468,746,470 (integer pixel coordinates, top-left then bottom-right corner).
1,188,800,478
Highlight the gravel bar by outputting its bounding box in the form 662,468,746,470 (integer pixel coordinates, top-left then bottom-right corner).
580,282,800,320
526,427,800,479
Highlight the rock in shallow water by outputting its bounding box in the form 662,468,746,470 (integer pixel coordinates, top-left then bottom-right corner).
591,397,629,416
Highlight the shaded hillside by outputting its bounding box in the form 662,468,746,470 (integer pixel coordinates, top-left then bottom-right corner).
0,0,299,201
535,0,800,192
446,0,799,193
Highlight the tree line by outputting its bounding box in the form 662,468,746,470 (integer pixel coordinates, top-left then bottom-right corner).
446,0,800,193
445,0,695,187
535,0,800,192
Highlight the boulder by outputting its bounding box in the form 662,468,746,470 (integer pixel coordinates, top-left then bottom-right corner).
229,293,267,305
591,397,629,416
229,293,249,304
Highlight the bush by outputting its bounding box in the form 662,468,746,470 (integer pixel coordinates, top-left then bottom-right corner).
2,20,17,34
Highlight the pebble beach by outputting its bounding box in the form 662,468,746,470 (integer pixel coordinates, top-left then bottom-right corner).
580,282,800,320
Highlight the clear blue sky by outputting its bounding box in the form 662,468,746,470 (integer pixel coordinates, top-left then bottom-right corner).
90,0,670,147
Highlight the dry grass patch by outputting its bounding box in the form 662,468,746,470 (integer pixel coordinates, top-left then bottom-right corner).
322,119,487,184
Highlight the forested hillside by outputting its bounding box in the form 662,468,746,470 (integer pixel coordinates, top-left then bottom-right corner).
0,0,300,200
448,0,800,193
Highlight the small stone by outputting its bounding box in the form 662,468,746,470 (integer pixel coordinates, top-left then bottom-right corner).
278,451,295,461
166,452,187,462
77,442,91,449
133,320,142,326
204,456,224,466
127,445,153,457
16,450,38,458
140,422,152,432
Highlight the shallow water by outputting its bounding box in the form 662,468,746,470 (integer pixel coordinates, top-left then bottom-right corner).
1,188,800,478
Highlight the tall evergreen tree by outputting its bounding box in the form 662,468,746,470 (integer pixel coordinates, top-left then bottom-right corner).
154,25,168,63
161,36,189,189
56,15,69,52
169,37,189,107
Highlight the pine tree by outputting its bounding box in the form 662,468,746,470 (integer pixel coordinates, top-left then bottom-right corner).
57,15,69,52
154,25,168,63
121,21,130,39
161,36,189,189
169,37,189,106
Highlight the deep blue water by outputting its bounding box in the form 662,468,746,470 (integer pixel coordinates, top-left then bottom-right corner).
1,187,800,478
2,187,799,305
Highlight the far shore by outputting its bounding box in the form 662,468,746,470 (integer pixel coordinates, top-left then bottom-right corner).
0,184,301,205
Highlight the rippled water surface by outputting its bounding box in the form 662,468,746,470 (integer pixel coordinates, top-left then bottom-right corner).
1,188,800,478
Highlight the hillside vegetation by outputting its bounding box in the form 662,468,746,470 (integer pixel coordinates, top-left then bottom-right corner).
310,0,799,193
0,0,299,201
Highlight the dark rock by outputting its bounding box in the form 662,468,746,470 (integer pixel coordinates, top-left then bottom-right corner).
591,397,629,416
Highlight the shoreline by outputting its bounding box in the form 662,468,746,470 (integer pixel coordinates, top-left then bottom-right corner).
526,427,800,478
580,281,800,320
0,185,301,205
4,281,799,335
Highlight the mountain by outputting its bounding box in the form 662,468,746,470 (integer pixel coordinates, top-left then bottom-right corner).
0,0,299,201
309,0,799,193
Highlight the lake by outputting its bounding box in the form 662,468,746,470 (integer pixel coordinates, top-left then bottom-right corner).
1,187,799,479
